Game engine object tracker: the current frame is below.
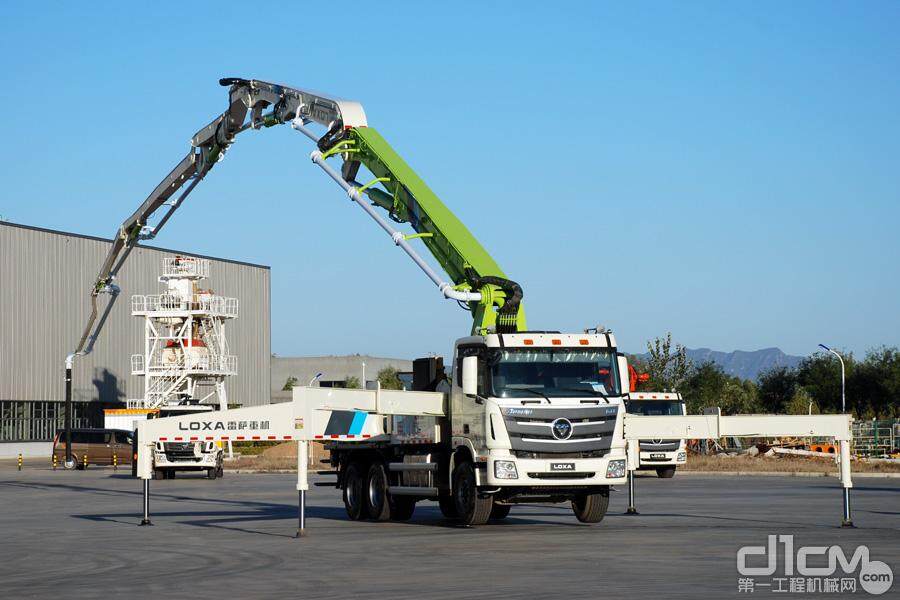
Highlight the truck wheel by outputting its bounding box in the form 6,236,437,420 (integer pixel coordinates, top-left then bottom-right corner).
216,464,225,478
152,468,164,480
207,467,218,480
343,462,367,521
452,461,493,526
63,457,78,471
572,488,610,523
657,467,676,478
390,497,416,521
366,463,391,521
166,470,176,480
438,495,458,519
490,503,512,520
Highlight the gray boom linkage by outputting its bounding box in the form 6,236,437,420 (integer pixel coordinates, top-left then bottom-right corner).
62,78,367,467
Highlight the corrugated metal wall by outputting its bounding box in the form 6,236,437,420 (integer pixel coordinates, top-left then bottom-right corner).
0,222,271,407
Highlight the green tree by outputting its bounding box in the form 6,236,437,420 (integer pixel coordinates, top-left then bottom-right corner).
784,386,818,415
343,375,361,389
797,352,853,414
680,361,760,415
756,366,798,413
680,361,729,414
376,366,404,390
282,376,299,391
645,333,691,391
852,347,900,418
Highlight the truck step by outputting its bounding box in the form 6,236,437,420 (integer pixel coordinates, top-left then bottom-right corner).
314,481,338,487
315,470,338,476
388,462,437,472
388,486,439,497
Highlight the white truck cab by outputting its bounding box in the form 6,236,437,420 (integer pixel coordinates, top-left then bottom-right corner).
625,391,687,478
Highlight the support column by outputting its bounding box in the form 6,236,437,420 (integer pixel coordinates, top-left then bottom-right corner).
64,362,73,467
839,439,854,528
625,441,639,515
296,440,309,537
140,479,152,526
626,470,639,515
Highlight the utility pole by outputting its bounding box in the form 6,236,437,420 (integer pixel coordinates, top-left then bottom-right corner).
818,344,846,414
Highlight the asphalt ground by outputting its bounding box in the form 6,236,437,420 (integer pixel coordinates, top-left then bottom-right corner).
0,465,897,599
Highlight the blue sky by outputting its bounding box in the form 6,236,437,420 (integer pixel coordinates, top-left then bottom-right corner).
1,2,898,359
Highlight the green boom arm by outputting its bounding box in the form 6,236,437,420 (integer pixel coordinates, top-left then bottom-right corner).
331,126,526,334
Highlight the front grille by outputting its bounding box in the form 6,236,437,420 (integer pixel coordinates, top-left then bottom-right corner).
639,440,680,451
502,405,618,454
512,449,608,459
528,472,596,480
164,442,201,462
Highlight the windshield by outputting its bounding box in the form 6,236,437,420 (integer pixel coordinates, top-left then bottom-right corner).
626,400,684,416
488,348,619,398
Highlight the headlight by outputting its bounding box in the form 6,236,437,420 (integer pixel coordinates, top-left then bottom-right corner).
606,459,626,479
677,452,687,462
494,460,518,480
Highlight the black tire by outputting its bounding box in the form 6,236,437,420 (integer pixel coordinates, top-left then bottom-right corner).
366,462,392,521
63,457,79,471
657,467,676,479
390,496,416,521
453,461,493,526
342,462,367,521
152,468,164,480
438,494,458,519
490,503,512,520
216,464,225,478
207,467,218,480
167,470,176,480
572,488,610,523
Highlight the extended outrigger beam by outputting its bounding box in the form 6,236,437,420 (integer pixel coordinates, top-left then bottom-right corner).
134,388,856,535
623,410,855,527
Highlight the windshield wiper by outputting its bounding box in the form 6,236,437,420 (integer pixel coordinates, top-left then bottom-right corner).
514,387,551,404
554,387,611,403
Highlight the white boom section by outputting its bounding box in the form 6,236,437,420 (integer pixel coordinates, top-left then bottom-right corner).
136,386,445,479
623,410,854,487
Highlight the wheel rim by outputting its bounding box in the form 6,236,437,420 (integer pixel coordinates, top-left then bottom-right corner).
346,471,358,509
368,469,384,509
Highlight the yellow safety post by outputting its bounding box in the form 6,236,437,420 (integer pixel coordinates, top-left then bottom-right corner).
52,454,58,470
82,454,88,469
113,453,118,470
17,454,23,471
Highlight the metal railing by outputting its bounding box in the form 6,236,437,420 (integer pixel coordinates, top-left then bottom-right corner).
852,419,899,457
131,294,238,317
162,257,210,278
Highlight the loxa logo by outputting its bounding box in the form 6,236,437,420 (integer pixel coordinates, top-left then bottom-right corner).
737,535,893,595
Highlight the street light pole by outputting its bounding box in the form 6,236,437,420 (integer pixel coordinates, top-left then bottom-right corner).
818,344,846,414
361,361,366,390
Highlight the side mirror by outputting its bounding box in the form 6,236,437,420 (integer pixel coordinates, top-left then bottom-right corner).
617,354,630,393
462,355,478,396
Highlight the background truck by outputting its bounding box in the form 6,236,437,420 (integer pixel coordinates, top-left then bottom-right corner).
625,392,687,477
148,406,225,480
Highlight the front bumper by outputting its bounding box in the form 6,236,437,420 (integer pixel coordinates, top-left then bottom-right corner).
154,451,219,467
485,454,627,487
638,450,687,466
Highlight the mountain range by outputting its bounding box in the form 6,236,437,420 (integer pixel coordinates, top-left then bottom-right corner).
636,347,805,382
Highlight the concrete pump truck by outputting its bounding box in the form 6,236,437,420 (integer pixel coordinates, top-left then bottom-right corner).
66,78,630,525
66,79,856,533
